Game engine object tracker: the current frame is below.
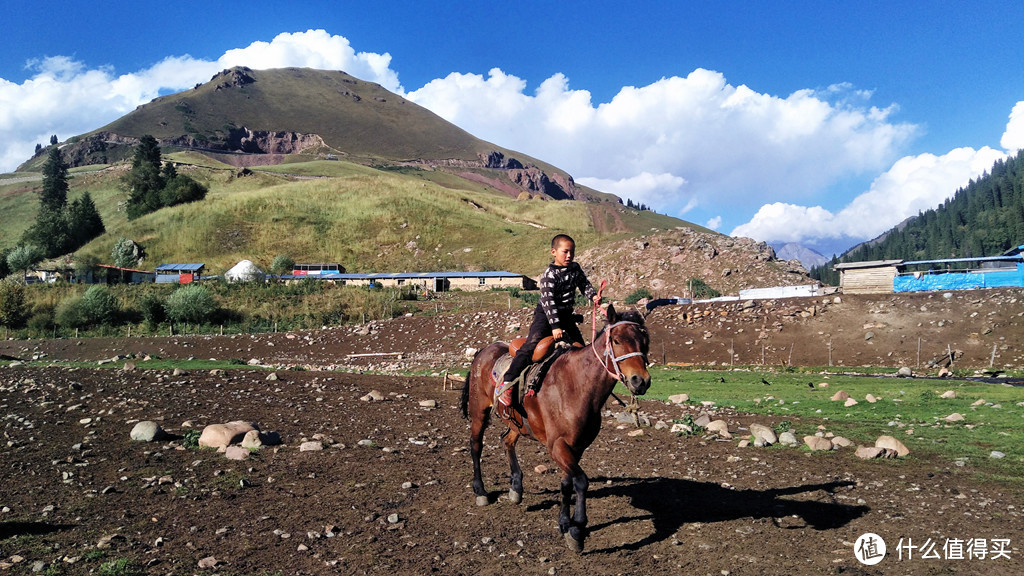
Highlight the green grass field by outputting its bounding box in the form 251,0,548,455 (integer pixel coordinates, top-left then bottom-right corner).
629,366,1024,481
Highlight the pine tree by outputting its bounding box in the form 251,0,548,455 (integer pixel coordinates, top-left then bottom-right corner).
40,146,69,213
124,135,166,219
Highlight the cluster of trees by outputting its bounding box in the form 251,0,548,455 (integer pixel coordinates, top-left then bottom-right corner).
625,198,652,211
124,135,207,219
20,147,105,259
811,150,1024,284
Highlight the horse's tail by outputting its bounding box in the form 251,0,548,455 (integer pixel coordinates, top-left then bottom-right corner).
460,369,471,419
461,347,486,419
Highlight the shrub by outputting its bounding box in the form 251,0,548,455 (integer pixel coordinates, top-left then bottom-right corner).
139,293,166,330
80,285,119,326
0,280,28,329
270,255,295,275
625,288,653,304
688,277,721,299
55,295,88,328
165,285,216,324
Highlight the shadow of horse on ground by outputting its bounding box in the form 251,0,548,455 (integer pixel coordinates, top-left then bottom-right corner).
526,476,868,554
0,521,76,541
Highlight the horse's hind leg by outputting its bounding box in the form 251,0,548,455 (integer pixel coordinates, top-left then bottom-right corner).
470,410,489,506
502,427,524,504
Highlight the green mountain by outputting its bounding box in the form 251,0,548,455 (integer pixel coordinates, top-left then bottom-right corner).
4,67,699,275
811,149,1024,284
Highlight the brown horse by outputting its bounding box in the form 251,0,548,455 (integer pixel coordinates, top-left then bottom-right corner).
460,304,651,552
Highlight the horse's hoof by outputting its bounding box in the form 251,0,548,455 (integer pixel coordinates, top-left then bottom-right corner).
475,495,489,507
564,532,583,553
508,490,522,504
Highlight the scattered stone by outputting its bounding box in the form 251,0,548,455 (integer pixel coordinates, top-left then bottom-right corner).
817,382,829,388
693,414,712,427
534,464,549,474
224,446,250,460
300,441,324,452
855,446,886,459
944,413,965,422
266,372,279,381
737,439,750,448
627,429,644,437
875,435,910,457
241,430,263,450
990,451,1006,459
972,398,986,406
864,331,875,341
387,513,401,524
830,390,850,402
361,390,385,402
778,431,799,447
706,420,731,439
865,394,878,403
897,367,913,377
940,390,956,399
844,397,858,407
831,436,854,448
749,423,777,446
172,368,188,376
418,399,437,408
129,421,165,442
804,436,833,451
197,557,221,569
938,367,951,377
122,361,136,372
668,393,689,404
670,423,692,434
199,421,258,448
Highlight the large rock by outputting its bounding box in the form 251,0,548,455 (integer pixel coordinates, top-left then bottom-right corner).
199,421,258,448
875,435,910,457
749,423,777,446
830,390,850,402
778,431,799,446
129,421,165,442
804,436,833,451
668,393,690,404
855,446,886,459
706,420,731,439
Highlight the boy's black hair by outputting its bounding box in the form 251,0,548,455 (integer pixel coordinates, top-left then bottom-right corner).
551,234,575,248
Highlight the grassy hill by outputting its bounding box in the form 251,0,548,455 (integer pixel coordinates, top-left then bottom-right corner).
2,66,722,281
4,157,687,277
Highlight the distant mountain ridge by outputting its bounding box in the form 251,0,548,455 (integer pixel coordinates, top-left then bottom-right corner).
18,67,597,203
771,242,828,269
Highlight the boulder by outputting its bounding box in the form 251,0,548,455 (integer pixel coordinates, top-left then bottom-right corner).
804,436,833,451
241,430,263,449
844,397,858,407
778,431,799,447
855,446,885,459
865,394,878,403
224,446,250,460
897,367,913,377
749,423,777,446
706,420,731,439
668,393,689,404
300,441,324,452
831,436,854,448
199,421,258,448
875,435,910,457
361,390,385,402
944,413,965,422
830,390,850,402
129,421,165,442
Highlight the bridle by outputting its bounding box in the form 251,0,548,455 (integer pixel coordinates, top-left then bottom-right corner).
594,320,648,382
591,280,649,383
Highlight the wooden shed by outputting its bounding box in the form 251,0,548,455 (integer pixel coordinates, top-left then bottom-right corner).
833,260,903,294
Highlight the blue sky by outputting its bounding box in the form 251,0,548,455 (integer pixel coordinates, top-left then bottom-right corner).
3,1,1023,256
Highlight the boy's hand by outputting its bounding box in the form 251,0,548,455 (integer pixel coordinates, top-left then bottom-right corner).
552,328,564,340
592,295,601,305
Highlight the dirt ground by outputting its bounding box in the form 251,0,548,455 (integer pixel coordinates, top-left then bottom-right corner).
2,290,1024,575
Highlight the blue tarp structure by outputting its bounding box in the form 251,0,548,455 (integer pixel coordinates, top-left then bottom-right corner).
894,263,1024,292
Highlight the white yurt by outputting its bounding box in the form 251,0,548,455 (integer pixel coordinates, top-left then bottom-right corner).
224,259,265,283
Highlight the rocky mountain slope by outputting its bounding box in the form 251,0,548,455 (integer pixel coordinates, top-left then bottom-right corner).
580,227,811,299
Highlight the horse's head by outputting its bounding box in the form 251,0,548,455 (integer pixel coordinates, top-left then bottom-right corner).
603,303,651,395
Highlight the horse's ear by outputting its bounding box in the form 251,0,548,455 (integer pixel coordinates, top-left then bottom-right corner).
605,302,618,324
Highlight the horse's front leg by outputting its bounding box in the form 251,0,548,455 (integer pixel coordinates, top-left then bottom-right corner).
552,439,588,552
502,427,524,503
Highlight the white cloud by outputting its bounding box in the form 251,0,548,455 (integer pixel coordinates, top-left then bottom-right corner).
407,68,918,219
576,171,687,212
705,216,722,230
1001,101,1024,152
731,146,1008,243
0,30,400,172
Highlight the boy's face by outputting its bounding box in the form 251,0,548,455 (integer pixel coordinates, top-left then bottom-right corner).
551,239,575,266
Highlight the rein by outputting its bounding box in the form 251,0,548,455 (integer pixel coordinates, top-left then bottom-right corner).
591,280,647,383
